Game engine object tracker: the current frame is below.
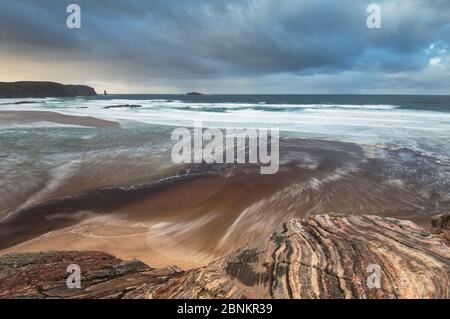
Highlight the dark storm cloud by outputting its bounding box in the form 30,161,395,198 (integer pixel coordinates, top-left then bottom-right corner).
0,0,448,92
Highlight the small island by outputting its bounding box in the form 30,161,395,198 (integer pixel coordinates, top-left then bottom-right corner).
0,81,97,98
185,92,203,96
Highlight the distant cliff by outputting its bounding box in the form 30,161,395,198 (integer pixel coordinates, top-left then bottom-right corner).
0,81,97,98
0,214,448,299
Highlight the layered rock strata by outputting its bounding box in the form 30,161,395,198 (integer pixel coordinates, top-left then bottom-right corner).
0,214,448,299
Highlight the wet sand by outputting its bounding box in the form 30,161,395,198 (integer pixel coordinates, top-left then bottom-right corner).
0,110,120,128
0,138,445,269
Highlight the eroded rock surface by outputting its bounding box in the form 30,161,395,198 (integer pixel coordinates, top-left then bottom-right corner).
155,214,449,299
431,213,450,244
0,251,182,299
1,215,448,299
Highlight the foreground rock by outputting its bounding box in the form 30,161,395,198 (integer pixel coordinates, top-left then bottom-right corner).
431,213,450,244
0,251,182,298
0,81,96,98
0,215,448,299
158,214,449,298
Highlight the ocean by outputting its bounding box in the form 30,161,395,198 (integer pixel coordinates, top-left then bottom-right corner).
0,94,449,264
1,94,449,158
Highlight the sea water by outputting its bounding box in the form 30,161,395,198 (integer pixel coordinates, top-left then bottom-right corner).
1,94,449,217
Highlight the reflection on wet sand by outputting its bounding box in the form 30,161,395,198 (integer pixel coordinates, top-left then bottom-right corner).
0,110,120,128
0,139,447,269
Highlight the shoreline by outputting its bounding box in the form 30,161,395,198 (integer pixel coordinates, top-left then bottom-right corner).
0,107,448,269
0,110,120,128
0,151,445,268
1,213,448,298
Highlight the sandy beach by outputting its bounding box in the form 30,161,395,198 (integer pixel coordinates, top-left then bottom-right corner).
0,134,444,269
0,110,120,128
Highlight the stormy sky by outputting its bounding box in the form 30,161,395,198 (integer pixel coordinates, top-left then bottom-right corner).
0,0,449,94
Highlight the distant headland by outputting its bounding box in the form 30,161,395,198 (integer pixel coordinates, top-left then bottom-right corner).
0,81,97,98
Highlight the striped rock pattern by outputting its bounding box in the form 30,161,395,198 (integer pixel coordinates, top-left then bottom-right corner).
0,251,183,299
153,214,449,298
0,215,448,299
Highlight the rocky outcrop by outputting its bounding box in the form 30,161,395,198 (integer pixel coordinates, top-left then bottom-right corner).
103,104,142,109
0,81,96,98
0,215,448,299
0,251,183,299
156,214,449,298
431,213,450,244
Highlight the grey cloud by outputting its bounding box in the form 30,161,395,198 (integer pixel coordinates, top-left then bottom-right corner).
0,0,448,93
